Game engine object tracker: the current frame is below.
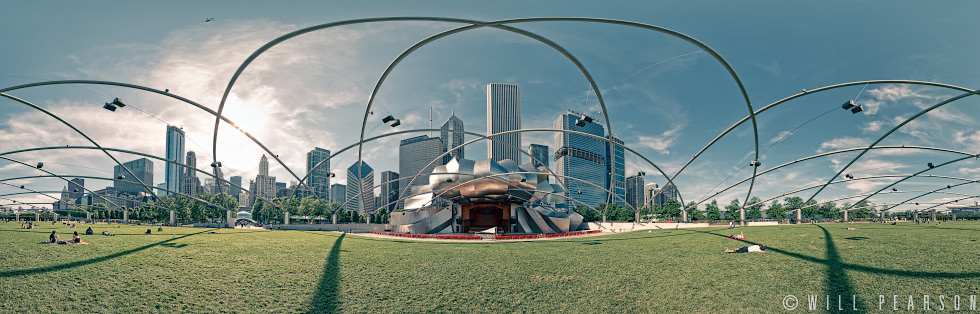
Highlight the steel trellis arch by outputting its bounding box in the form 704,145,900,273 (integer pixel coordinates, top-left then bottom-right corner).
0,80,319,199
690,145,978,210
0,174,236,215
0,145,286,213
217,17,759,222
1,155,125,210
0,92,171,213
804,89,980,212
299,127,684,211
743,174,980,210
673,80,976,223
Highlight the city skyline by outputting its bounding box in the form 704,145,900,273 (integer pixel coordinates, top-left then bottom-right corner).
2,2,978,214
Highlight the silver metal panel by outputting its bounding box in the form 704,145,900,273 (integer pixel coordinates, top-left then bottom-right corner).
404,192,434,210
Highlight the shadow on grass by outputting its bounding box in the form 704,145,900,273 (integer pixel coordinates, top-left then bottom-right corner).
308,233,345,314
694,226,980,279
0,229,213,278
816,225,857,311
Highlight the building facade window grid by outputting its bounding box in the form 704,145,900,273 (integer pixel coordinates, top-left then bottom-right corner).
487,83,521,163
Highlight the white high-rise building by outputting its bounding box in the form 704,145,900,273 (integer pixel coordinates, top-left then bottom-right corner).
487,83,521,163
398,135,444,209
254,155,276,200
440,113,464,164
346,161,375,214
165,125,185,197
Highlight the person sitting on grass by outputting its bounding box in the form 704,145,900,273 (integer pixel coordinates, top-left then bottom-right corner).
48,230,59,243
85,227,93,235
729,232,745,240
157,226,162,232
145,229,151,234
725,244,767,253
70,231,88,245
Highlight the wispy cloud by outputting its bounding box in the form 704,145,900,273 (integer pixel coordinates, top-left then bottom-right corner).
817,136,868,153
637,123,685,155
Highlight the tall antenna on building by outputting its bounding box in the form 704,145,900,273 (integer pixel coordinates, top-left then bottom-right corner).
429,105,433,137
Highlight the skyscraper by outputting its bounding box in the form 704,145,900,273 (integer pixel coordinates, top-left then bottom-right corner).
113,158,154,196
440,113,464,164
528,144,549,169
306,147,331,201
275,182,287,197
607,136,625,206
398,135,444,209
644,183,659,207
259,154,269,176
625,174,645,211
254,155,276,200
379,171,399,211
165,125,185,196
653,182,679,206
230,176,242,198
487,83,521,162
185,151,197,177
181,151,203,196
330,184,347,205
346,161,374,213
68,178,84,200
554,109,607,208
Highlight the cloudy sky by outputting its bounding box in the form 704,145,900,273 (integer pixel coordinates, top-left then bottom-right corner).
1,0,978,212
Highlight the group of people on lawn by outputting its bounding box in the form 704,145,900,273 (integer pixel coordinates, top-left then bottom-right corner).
46,230,87,245
44,226,119,244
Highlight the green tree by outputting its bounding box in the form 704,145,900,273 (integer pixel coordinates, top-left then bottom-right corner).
784,196,804,220
704,200,721,220
685,202,702,221
767,200,786,219
662,199,682,219
724,199,741,220
575,204,601,222
746,196,764,219
820,201,840,219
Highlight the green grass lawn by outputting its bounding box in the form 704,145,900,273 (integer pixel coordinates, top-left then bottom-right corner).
1,221,978,313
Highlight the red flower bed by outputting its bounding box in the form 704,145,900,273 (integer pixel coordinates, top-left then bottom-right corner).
492,230,601,240
371,232,480,240
373,230,601,241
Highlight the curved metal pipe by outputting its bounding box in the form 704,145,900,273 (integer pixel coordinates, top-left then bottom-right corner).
689,145,977,210
302,127,683,210
1,155,125,210
804,89,980,206
743,174,979,209
215,17,757,220
883,178,980,212
0,174,235,214
0,80,319,199
346,170,633,217
671,80,973,195
0,93,167,212
0,145,285,212
797,190,972,213
840,151,980,212
669,80,975,220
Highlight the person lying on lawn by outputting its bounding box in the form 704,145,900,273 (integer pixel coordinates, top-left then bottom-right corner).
725,244,767,253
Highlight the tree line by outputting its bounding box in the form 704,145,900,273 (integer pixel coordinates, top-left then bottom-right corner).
576,196,885,222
